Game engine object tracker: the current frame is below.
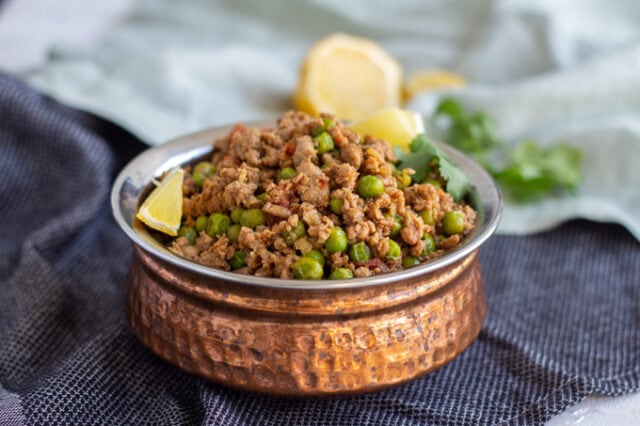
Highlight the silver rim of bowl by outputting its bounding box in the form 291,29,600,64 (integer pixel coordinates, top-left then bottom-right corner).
111,121,502,290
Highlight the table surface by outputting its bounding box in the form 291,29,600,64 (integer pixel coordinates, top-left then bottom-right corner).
1,0,639,424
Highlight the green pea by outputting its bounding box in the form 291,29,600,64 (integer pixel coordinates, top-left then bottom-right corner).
357,175,385,198
207,213,231,237
313,132,335,154
283,221,306,245
229,250,246,269
386,214,403,237
312,118,336,136
292,257,324,280
419,209,436,226
192,172,207,187
442,210,465,235
322,117,336,128
387,239,401,260
325,227,348,254
278,167,297,181
192,161,216,186
402,256,420,268
425,178,442,189
195,215,208,233
240,209,266,229
230,207,245,224
227,224,241,243
394,170,412,189
194,161,216,175
422,233,436,256
348,242,371,262
329,268,354,279
303,249,325,267
329,197,344,215
178,226,197,245
256,192,268,202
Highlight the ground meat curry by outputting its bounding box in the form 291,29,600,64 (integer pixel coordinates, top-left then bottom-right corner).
163,111,476,279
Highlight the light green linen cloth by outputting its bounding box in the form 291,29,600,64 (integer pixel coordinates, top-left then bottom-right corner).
20,0,640,240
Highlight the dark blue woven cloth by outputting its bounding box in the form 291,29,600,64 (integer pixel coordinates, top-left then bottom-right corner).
1,73,639,425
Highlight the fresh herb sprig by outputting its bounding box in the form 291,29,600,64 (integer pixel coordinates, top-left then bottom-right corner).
432,98,582,202
395,135,470,202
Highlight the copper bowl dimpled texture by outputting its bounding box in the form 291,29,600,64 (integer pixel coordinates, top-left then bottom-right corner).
127,246,485,396
112,123,502,396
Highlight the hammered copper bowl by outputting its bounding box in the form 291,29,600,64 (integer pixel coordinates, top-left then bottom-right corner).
111,122,502,397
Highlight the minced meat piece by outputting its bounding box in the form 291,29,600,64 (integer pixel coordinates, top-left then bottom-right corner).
158,111,477,279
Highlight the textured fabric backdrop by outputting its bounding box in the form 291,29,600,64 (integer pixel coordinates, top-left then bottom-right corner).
1,73,639,425
15,0,640,241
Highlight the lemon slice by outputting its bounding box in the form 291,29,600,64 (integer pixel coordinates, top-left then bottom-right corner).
403,69,466,101
293,33,403,121
136,168,184,236
350,107,424,151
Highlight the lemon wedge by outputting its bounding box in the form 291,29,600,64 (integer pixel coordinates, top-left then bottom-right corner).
350,107,424,152
136,168,184,236
293,33,403,121
403,69,466,101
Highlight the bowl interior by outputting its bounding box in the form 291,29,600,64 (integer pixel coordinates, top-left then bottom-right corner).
111,122,502,290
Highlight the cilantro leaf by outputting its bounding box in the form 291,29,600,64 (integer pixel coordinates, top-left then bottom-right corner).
494,141,582,202
396,134,470,202
437,149,472,202
431,97,582,203
436,100,500,160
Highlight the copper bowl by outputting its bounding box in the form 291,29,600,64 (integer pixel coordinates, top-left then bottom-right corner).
111,122,502,396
